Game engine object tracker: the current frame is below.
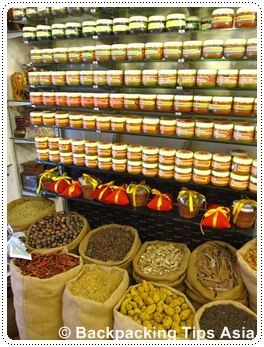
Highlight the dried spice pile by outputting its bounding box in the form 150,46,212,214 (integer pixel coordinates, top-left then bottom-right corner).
243,244,257,271
8,200,52,224
85,225,135,261
13,251,80,279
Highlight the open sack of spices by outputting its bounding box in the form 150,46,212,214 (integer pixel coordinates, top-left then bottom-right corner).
62,264,129,340
126,181,151,207
132,241,191,292
200,204,231,235
177,188,206,219
185,241,248,310
146,189,173,211
113,280,196,340
36,167,59,193
10,248,83,340
193,300,257,340
26,211,90,254
232,197,257,229
78,173,101,200
236,238,257,313
7,196,55,232
78,224,141,273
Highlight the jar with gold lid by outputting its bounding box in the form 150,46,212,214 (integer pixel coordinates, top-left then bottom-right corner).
182,41,203,60
112,158,127,173
85,140,98,155
246,38,257,59
238,69,257,88
93,93,109,108
112,143,127,159
85,155,98,169
142,146,159,163
174,95,193,112
158,164,174,180
229,172,249,190
96,115,111,131
42,111,55,126
174,167,192,183
127,144,143,161
142,117,159,134
82,114,96,130
49,150,60,163
202,40,224,59
111,116,126,132
193,96,212,113
124,94,139,110
195,119,214,139
211,170,230,187
177,70,197,87
81,93,94,108
224,39,246,59
163,41,182,60
142,162,158,177
235,7,257,28
159,117,176,136
58,138,72,153
211,153,231,172
55,112,69,127
35,136,48,150
192,168,211,185
127,160,142,175
233,122,255,143
109,94,124,109
211,8,234,29
145,42,163,60
140,95,156,111
71,139,85,154
175,150,193,168
157,95,174,112
60,153,73,166
97,142,112,158
248,175,257,193
176,119,195,138
213,121,234,140
159,148,176,166
193,151,212,170
126,116,142,133
48,136,62,150
232,156,253,175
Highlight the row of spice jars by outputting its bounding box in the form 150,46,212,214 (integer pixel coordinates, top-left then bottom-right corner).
29,38,257,64
29,91,257,117
28,69,257,89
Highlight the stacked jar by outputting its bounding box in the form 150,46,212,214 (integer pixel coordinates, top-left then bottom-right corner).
174,150,193,183
248,158,257,193
97,142,112,170
229,155,253,190
127,144,143,175
192,151,212,185
211,153,232,187
158,148,176,179
142,146,159,177
112,142,127,172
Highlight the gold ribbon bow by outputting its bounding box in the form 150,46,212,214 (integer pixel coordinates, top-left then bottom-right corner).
67,180,81,197
36,167,58,194
232,197,257,224
82,173,99,191
200,206,230,235
151,189,172,211
177,187,206,212
109,184,128,204
51,172,72,193
126,181,151,207
97,181,115,201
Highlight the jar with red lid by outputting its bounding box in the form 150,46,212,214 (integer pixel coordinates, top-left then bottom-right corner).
139,94,156,111
233,122,255,143
192,96,212,113
55,112,69,127
211,170,230,187
158,164,174,180
174,167,192,183
81,93,94,108
127,160,142,175
192,168,211,185
193,151,212,170
109,94,124,109
49,150,60,163
159,117,176,136
209,97,233,115
156,95,174,112
60,152,73,165
30,92,42,106
126,116,142,133
42,92,55,106
85,140,98,155
246,38,257,59
174,95,193,112
35,136,48,149
112,158,127,173
42,112,55,126
213,121,234,141
142,162,158,178
48,136,62,150
235,7,257,28
58,138,72,153
142,117,160,134
111,116,126,132
142,146,159,163
211,153,231,172
233,97,254,116
124,94,139,110
67,93,81,107
80,71,94,86
37,149,49,161
97,142,112,158
94,93,109,108
176,119,195,138
85,155,98,169
175,150,193,168
127,144,143,161
195,119,214,139
112,143,127,159
145,42,163,60
69,114,83,128
55,92,67,107
159,148,176,166
83,114,96,130
96,115,111,131
211,8,234,29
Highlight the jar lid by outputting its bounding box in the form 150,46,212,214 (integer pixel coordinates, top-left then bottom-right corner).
167,13,186,20
195,120,214,127
197,69,217,74
142,146,159,154
145,42,164,48
97,142,112,149
41,48,53,53
113,17,129,23
28,71,39,76
148,15,166,21
142,69,158,74
109,93,124,98
159,148,176,156
111,116,126,122
177,119,195,125
51,23,66,29
140,94,157,99
96,19,113,25
82,46,95,50
55,92,67,96
35,136,48,141
234,97,255,102
212,8,235,15
194,151,212,160
174,166,192,173
82,20,96,26
58,138,72,144
234,123,255,130
159,164,175,170
163,41,183,47
252,158,257,167
94,93,109,97
126,116,142,123
60,152,73,157
142,162,158,168
65,22,82,28
193,168,211,175
85,140,99,146
174,95,193,100
125,70,142,75
95,44,111,49
30,92,42,96
96,115,111,121
178,69,197,74
73,153,85,158
112,158,127,164
127,43,145,48
67,92,81,96
72,139,85,145
68,47,82,51
54,47,68,52
217,69,238,74
157,94,174,100
212,153,231,162
214,121,234,129
66,71,80,75
236,7,257,14
30,49,42,53
143,117,159,124
112,142,127,150
247,38,257,44
80,71,94,75
85,155,98,159
232,156,253,165
176,150,194,159
107,70,123,75
203,39,224,45
82,114,96,120
160,117,177,125
129,16,148,21
127,160,142,165
93,70,107,75
239,69,257,74
39,71,51,75
212,96,233,102
52,71,66,75
37,149,49,153
211,170,230,177
111,44,127,49
81,94,94,99
42,111,55,117
127,144,143,152
48,136,62,142
124,94,140,98
55,113,69,119
49,150,60,154
250,175,257,183
193,95,212,101
225,38,247,45
159,69,177,74
183,40,203,46
42,92,55,96
36,25,51,30
230,172,250,180
69,114,83,119
186,16,201,21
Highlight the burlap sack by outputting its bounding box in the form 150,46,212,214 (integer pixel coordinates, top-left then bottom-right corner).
237,238,257,313
7,197,55,232
113,281,196,340
79,224,141,273
10,248,83,340
132,241,190,292
62,264,129,340
185,241,248,310
192,300,257,340
26,212,90,253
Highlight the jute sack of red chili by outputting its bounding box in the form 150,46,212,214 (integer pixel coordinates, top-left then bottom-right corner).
10,248,83,340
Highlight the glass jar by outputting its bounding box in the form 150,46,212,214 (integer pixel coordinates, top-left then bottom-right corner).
111,116,126,132
158,164,174,180
174,95,193,112
72,139,85,154
69,114,83,128
68,47,82,63
51,7,67,15
156,95,174,112
83,114,96,130
96,116,111,131
95,45,111,61
142,70,158,86
49,150,60,163
202,40,224,59
211,8,235,29
233,97,254,116
37,149,49,161
201,16,212,30
148,15,166,33
85,140,98,155
196,69,217,87
175,150,193,168
107,70,123,86
67,93,81,107
39,71,51,86
51,24,66,40
186,16,201,30
65,22,82,39
142,146,159,163
109,94,124,109
96,19,113,36
125,70,142,86
182,41,203,59
195,119,214,139
177,69,197,87
211,153,232,172
142,117,159,134
30,49,42,64
30,92,42,106
229,172,249,190
80,71,94,86
66,71,80,86
55,113,69,127
145,42,163,60
124,94,139,110
82,46,95,62
140,95,156,111
163,41,182,60
51,71,66,86
224,39,246,59
209,96,233,114
82,21,96,37
127,43,145,61
55,92,67,107
216,69,238,88
60,152,73,165
126,116,142,133
37,7,51,17
127,144,143,161
174,167,192,183
233,122,255,143
159,117,176,135
192,168,211,185
58,138,72,153
176,119,195,138
13,7,26,21
127,160,142,175
253,98,257,116
54,48,68,63
42,112,55,126
248,175,257,193
93,70,107,86
113,18,129,35
192,96,212,113
159,148,176,166
28,72,39,86
42,92,55,106
211,170,230,187
36,25,51,41
158,69,177,87
251,158,257,177
213,121,234,141
93,93,109,108
129,16,148,34
142,162,158,177
238,69,257,88
235,7,257,28
81,93,94,108
112,143,127,159
112,158,127,173
232,156,253,175
85,155,98,169
23,27,37,43
111,44,127,61
193,151,212,169
246,38,257,59
166,13,186,31
73,153,85,166
35,136,48,149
